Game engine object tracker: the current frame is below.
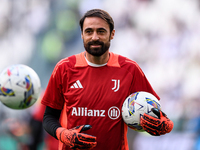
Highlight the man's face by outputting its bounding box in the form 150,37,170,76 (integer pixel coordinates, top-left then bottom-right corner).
81,17,115,57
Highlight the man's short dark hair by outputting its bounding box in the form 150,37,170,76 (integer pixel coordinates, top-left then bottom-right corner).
79,9,114,33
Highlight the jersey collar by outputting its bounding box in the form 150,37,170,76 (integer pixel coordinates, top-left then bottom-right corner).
75,51,120,68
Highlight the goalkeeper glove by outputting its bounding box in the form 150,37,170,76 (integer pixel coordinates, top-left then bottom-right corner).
140,108,173,136
56,125,97,149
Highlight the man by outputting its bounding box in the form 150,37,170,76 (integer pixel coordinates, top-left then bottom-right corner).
41,9,173,150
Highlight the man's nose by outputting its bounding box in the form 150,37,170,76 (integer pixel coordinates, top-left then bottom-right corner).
92,32,99,41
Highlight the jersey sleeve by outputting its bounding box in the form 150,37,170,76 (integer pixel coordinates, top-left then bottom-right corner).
41,60,67,110
126,59,160,100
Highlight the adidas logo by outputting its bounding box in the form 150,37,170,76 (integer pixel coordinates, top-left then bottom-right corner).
70,80,83,88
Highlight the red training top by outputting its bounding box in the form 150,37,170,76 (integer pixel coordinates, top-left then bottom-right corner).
41,51,160,150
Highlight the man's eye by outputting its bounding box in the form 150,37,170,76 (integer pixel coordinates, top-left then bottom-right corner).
98,30,105,33
86,30,92,34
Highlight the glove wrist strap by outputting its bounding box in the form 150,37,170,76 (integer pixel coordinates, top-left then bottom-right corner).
56,127,66,141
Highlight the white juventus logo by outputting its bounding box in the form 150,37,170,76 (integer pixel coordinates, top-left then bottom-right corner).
112,79,120,92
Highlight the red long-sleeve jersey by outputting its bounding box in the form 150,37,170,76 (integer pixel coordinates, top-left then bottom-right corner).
41,51,160,150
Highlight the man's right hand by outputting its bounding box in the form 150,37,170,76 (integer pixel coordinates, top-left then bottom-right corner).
56,125,97,149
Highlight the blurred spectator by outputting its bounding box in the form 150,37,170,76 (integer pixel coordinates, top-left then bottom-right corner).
28,97,59,150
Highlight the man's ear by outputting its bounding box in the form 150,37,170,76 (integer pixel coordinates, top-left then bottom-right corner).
110,29,115,40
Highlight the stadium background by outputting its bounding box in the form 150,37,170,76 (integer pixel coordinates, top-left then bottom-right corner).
0,0,200,149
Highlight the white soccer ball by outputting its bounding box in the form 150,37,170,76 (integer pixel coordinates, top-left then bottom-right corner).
122,91,161,131
0,64,41,109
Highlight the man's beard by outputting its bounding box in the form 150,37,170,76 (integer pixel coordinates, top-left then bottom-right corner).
84,40,110,57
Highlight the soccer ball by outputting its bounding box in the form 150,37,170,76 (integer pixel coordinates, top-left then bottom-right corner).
122,91,161,131
0,64,41,109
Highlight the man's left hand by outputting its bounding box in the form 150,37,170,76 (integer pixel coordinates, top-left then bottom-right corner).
140,108,173,136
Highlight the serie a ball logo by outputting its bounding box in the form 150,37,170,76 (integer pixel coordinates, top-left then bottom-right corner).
0,64,41,109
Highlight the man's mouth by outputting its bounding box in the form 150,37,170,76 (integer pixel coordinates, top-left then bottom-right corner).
90,45,101,48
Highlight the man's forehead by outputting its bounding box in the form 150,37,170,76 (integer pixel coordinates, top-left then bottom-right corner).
83,17,109,30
